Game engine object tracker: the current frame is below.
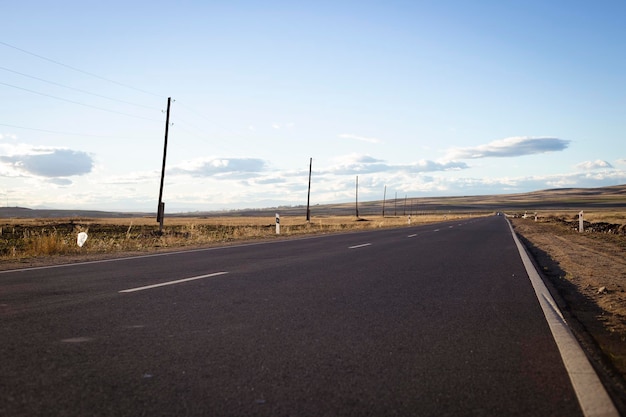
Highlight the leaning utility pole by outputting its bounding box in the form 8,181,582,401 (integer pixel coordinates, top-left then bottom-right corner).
157,97,172,234
306,157,312,222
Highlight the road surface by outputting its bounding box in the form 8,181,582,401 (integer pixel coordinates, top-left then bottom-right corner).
0,215,616,416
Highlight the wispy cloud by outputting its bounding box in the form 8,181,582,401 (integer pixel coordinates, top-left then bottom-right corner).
0,146,94,178
101,171,157,185
575,160,613,171
409,160,468,172
394,169,626,198
326,153,468,175
252,177,287,185
272,123,294,130
48,178,73,186
445,136,570,160
329,154,388,174
170,157,267,178
339,133,383,144
0,133,18,141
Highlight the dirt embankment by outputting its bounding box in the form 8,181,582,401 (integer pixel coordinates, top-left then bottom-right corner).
511,217,626,408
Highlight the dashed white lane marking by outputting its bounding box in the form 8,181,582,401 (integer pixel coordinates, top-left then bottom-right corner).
408,234,417,238
349,243,372,249
433,229,440,232
61,337,93,343
507,220,618,417
119,272,228,293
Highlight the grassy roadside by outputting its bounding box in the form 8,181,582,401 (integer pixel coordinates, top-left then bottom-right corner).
0,213,477,268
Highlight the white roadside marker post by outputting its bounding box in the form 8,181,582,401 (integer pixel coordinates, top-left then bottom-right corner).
276,213,280,235
579,210,584,233
77,232,88,247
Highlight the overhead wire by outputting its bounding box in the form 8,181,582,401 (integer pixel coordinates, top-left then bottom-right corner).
0,42,253,157
170,101,247,156
0,122,136,139
1,41,168,138
0,41,164,99
0,66,160,111
0,81,163,122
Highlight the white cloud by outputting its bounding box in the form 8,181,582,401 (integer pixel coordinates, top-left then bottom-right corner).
0,145,94,178
272,123,294,130
252,177,287,185
410,160,467,172
170,157,267,178
575,160,613,171
0,133,18,141
48,178,73,186
445,136,570,160
339,133,383,144
423,169,626,195
101,171,157,185
325,153,468,175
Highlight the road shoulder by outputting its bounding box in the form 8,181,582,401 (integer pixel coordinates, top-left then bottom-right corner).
511,218,626,415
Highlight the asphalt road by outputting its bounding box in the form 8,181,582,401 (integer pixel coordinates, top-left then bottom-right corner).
0,216,604,416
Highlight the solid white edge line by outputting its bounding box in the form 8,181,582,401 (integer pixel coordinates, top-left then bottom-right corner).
349,243,371,249
119,271,228,293
0,229,374,275
506,220,618,417
0,235,334,275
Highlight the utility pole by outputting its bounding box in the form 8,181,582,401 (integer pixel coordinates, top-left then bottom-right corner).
404,194,407,216
382,185,387,217
157,97,172,234
306,158,312,222
394,191,397,216
355,176,359,219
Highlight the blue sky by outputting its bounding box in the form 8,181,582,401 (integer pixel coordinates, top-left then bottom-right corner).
2,1,625,212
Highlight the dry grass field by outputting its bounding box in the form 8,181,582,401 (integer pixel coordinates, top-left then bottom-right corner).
0,213,472,265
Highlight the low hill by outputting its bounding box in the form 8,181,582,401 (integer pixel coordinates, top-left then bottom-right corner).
1,184,625,219
0,207,148,219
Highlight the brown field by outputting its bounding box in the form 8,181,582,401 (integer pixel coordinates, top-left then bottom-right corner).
0,213,475,266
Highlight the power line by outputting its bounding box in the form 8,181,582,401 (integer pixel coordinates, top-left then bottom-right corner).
0,81,162,122
175,101,251,140
0,122,126,138
0,40,164,98
0,66,160,111
172,106,244,156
